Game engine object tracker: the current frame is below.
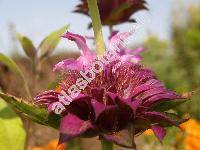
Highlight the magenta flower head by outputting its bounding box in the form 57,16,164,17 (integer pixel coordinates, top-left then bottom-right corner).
74,0,148,28
34,32,185,148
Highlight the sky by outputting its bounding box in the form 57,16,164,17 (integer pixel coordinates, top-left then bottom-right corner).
0,0,199,55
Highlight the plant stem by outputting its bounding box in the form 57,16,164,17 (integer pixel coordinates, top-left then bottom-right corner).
24,80,31,99
101,140,113,150
109,26,113,35
67,138,82,150
86,0,105,55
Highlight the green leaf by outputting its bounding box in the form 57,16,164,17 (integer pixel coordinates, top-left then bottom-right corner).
0,100,26,150
17,34,37,61
0,92,47,121
0,92,60,129
151,99,189,112
39,25,69,59
161,112,189,127
0,53,25,78
0,53,31,97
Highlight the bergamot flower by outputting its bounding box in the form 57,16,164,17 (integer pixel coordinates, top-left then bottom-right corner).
34,32,184,149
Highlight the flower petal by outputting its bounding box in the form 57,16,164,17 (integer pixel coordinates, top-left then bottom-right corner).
106,92,118,101
151,125,166,142
108,32,145,64
101,129,136,149
57,32,96,71
143,111,178,127
53,58,83,71
120,54,142,63
34,90,60,106
91,99,107,121
68,95,93,120
59,113,93,144
116,98,142,118
109,32,132,53
143,92,182,107
130,79,164,98
131,47,145,55
62,32,96,59
120,47,145,57
96,105,130,132
140,88,168,101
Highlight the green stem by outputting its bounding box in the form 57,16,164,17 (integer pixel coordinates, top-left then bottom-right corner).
24,80,31,99
87,0,105,55
67,138,82,150
101,140,113,150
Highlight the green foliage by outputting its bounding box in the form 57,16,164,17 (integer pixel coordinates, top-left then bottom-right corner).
101,140,113,150
171,5,200,119
39,25,69,60
0,92,60,129
0,53,31,97
0,53,25,79
17,34,37,61
0,25,70,150
0,100,26,150
67,138,83,150
143,127,185,150
142,5,200,120
151,99,189,112
16,25,69,74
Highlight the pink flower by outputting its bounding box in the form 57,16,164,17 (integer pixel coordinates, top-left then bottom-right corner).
34,32,184,148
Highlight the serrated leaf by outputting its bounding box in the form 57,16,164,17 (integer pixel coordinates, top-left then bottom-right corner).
151,99,188,112
39,25,69,60
0,92,47,121
17,34,37,61
0,100,26,150
0,92,60,128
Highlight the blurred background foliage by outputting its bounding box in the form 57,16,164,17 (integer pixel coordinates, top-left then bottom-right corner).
0,2,200,150
143,4,200,120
